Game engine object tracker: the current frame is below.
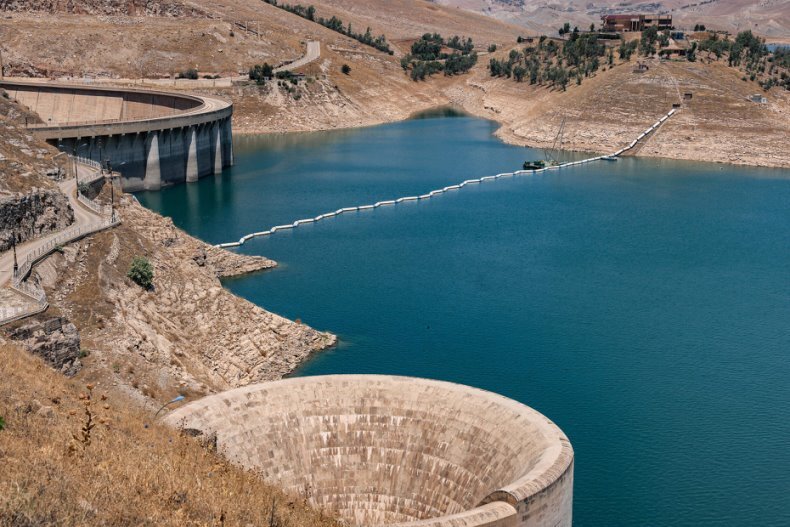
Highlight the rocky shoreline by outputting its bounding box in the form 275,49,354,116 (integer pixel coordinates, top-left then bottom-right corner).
22,193,336,402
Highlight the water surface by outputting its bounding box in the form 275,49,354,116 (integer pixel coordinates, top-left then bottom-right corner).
138,114,790,526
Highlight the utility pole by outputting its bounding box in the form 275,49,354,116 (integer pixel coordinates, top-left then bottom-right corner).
97,137,103,171
108,161,115,221
11,233,18,276
0,48,4,79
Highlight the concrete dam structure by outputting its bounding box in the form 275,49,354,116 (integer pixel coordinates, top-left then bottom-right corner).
0,80,233,191
165,375,574,527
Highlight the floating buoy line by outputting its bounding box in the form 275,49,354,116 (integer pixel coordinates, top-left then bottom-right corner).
216,109,677,249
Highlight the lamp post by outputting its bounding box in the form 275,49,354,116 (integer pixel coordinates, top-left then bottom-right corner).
73,142,90,185
106,161,126,222
97,138,103,171
11,233,18,277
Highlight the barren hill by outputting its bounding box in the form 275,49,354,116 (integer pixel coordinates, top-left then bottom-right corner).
433,0,790,40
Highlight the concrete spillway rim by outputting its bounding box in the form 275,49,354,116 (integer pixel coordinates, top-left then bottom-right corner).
1,79,231,128
164,374,574,526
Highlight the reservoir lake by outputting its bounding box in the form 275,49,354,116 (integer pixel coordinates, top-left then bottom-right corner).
138,112,790,526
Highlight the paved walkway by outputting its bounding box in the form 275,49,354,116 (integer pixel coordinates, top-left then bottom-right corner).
0,164,104,287
275,41,321,73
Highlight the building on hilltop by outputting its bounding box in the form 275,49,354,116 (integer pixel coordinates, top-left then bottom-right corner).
601,14,673,32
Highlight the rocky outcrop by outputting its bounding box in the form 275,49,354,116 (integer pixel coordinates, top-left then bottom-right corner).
203,246,275,278
7,317,82,376
0,189,74,252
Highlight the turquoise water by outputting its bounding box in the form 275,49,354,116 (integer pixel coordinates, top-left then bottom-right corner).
137,113,790,526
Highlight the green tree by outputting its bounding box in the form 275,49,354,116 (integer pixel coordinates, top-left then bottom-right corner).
640,27,659,56
687,42,698,62
128,256,154,290
249,63,273,84
306,5,315,20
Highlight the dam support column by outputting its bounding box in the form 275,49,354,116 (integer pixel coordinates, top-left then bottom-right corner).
143,131,162,191
213,121,223,175
186,126,199,183
222,117,234,167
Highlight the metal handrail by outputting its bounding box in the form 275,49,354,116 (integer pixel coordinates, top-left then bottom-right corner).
11,216,120,286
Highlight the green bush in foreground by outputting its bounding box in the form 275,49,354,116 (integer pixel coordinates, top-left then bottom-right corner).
0,416,5,430
127,256,154,290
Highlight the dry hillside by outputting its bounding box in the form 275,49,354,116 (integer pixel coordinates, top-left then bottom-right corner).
1,88,340,524
449,47,790,167
0,341,342,526
2,0,787,167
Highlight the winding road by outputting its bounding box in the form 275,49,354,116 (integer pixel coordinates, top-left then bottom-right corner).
0,164,104,287
275,41,321,73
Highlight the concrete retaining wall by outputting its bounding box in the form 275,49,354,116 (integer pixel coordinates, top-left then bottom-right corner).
0,80,234,191
164,375,574,527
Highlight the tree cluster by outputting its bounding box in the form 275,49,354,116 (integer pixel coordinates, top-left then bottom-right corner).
618,40,638,61
489,34,606,91
558,22,577,37
176,68,198,80
696,31,788,91
249,63,274,84
262,0,393,54
639,27,660,56
401,33,478,81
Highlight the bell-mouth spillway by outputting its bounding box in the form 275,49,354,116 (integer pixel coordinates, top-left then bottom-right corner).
0,79,234,191
164,375,574,527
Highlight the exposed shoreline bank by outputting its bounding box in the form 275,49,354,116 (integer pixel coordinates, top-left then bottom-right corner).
231,96,789,170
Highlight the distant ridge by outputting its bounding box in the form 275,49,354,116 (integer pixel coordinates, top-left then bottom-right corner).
431,0,790,39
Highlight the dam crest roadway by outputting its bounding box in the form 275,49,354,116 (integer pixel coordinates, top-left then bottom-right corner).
0,79,234,192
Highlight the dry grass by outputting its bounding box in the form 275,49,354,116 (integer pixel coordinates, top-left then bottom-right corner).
0,342,342,527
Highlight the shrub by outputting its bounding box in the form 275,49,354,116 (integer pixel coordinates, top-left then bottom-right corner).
127,256,154,290
249,63,273,84
488,44,497,52
176,68,199,80
341,64,351,75
0,416,5,431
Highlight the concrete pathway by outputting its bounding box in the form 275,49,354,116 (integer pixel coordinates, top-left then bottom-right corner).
0,165,104,287
275,41,321,73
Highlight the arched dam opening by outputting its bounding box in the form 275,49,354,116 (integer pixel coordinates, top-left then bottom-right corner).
0,80,234,191
165,375,574,527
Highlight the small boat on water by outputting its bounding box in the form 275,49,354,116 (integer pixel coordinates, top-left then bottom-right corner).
601,155,619,161
523,117,565,171
523,160,550,170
